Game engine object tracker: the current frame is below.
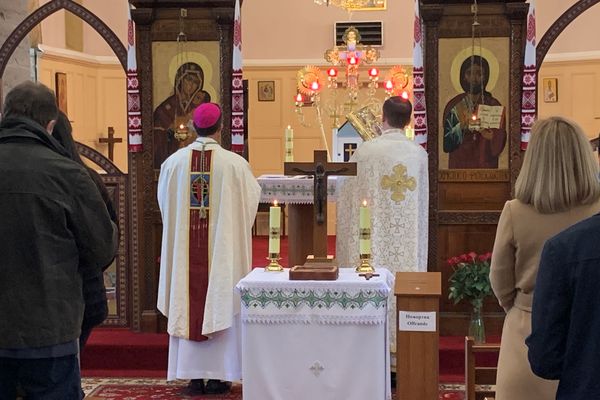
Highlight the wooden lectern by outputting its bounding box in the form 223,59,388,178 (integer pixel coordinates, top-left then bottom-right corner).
395,272,441,400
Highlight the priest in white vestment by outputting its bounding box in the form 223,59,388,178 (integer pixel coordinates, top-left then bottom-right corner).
336,96,429,362
157,103,261,395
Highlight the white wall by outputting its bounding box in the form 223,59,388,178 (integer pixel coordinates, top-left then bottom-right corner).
26,1,600,63
1,1,31,98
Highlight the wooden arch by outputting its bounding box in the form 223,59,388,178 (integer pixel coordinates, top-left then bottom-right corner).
536,0,600,71
0,0,127,77
76,141,130,327
76,141,124,176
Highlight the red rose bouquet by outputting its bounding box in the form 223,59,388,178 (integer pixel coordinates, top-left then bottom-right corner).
447,251,493,310
447,251,493,343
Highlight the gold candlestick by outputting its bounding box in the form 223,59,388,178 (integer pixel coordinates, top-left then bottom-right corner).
356,253,375,273
356,204,374,273
266,203,282,272
265,252,283,272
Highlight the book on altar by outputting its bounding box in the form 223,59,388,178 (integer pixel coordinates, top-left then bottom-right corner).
476,104,505,129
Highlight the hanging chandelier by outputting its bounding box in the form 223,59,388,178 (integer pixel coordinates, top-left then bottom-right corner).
173,8,190,142
295,26,409,126
313,0,377,11
293,26,411,159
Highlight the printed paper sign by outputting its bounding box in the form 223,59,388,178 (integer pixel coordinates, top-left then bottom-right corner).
398,311,436,332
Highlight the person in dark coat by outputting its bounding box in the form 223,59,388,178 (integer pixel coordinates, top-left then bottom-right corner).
0,81,117,399
52,111,119,349
527,213,600,400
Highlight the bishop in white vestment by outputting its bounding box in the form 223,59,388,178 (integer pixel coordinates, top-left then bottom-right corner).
336,96,429,359
157,103,261,393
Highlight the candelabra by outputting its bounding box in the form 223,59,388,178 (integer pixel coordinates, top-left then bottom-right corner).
294,27,411,156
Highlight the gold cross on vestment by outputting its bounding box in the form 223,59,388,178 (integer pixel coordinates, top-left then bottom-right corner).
380,163,417,204
99,127,123,162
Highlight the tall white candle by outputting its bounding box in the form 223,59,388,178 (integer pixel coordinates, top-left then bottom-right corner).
285,125,294,162
269,200,281,254
359,200,371,255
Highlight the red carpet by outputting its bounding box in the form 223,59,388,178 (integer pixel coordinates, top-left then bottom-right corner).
82,236,498,383
87,383,243,399
86,383,464,399
81,323,498,382
81,329,168,378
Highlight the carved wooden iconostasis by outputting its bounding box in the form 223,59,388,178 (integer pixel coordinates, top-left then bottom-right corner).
421,0,529,336
130,0,235,332
5,0,598,335
77,143,130,327
0,0,132,327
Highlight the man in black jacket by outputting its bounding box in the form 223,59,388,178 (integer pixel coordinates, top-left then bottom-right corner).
0,81,117,399
527,213,600,400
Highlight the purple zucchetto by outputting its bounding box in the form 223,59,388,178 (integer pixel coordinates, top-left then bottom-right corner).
193,103,221,128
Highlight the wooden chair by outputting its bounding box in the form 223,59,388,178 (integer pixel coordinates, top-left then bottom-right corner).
465,336,501,400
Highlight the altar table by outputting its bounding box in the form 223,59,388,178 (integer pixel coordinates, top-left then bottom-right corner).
257,175,339,267
236,268,394,400
257,174,339,204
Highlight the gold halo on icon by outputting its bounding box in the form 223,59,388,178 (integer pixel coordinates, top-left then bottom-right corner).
168,51,218,100
450,47,499,94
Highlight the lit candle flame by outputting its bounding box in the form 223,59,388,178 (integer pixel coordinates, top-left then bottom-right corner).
179,124,185,129
274,200,278,207
295,93,303,102
362,200,367,207
472,114,477,121
401,91,409,99
385,80,393,90
311,81,319,91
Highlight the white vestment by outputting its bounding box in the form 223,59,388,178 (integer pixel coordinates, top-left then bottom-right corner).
157,137,261,380
336,128,429,356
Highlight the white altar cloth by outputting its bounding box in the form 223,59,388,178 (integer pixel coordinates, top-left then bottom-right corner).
236,268,394,400
257,174,339,204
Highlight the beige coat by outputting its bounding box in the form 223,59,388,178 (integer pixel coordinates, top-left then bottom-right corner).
490,199,600,400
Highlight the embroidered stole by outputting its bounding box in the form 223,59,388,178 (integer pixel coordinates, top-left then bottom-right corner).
188,147,212,341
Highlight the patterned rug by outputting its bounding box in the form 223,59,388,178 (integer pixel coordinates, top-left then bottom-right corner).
83,378,465,399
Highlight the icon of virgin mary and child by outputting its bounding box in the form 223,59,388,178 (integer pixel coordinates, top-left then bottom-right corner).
153,62,211,168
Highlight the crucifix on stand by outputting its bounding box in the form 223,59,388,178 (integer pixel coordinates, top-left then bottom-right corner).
284,150,356,279
99,127,123,162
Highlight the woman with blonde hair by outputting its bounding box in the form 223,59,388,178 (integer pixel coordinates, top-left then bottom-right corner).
490,116,600,400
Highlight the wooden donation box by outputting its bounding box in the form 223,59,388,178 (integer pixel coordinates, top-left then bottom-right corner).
395,272,441,400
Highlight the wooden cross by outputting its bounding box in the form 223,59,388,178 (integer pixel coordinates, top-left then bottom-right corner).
99,127,123,161
284,150,356,260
